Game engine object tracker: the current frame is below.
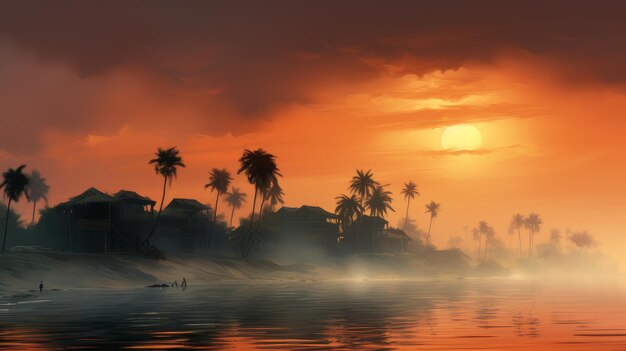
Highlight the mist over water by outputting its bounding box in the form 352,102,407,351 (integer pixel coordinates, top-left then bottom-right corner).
2,278,626,350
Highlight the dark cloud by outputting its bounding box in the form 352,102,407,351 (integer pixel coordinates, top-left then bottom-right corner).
1,0,626,153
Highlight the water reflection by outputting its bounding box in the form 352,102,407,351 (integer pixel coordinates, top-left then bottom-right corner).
2,279,626,350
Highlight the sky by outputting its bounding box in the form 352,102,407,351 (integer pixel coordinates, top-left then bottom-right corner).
1,1,626,262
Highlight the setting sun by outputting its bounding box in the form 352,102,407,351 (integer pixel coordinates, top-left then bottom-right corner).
441,124,482,150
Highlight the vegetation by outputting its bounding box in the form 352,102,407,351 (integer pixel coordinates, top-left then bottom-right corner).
400,181,419,231
26,170,49,224
142,147,185,247
509,213,525,257
1,165,29,253
335,194,364,251
224,187,247,228
424,201,441,247
205,168,233,247
524,213,542,257
237,148,281,258
349,169,378,207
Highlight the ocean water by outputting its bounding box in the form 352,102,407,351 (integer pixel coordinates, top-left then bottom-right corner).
1,278,626,350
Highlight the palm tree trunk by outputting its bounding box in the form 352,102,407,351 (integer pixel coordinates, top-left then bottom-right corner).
229,205,235,228
142,176,167,248
404,197,410,230
31,200,37,224
528,231,533,258
425,215,434,247
517,228,522,257
208,191,220,248
2,198,13,253
242,186,258,258
351,218,358,253
476,234,482,260
245,194,267,258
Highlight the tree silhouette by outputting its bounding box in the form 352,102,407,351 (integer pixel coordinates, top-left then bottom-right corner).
365,186,394,254
237,148,281,258
349,169,378,207
26,170,49,224
142,147,185,247
424,201,441,247
1,165,29,253
265,180,285,212
204,168,232,247
400,181,419,230
524,213,542,258
335,194,364,252
509,213,525,257
224,187,247,228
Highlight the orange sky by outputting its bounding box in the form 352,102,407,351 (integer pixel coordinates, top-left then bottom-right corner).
2,1,626,264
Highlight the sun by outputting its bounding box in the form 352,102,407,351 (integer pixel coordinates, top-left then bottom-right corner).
441,124,482,150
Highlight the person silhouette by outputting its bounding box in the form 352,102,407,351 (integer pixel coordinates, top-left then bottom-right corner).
39,281,43,293
174,280,178,287
181,277,187,289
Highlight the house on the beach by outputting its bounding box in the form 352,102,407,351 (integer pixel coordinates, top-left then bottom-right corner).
153,198,211,252
270,205,340,251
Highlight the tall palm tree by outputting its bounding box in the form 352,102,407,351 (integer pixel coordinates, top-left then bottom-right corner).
142,147,185,247
424,201,441,247
224,187,247,228
266,180,285,212
335,194,364,251
400,181,419,230
1,165,29,253
509,213,525,257
365,185,394,218
237,148,281,258
525,212,542,258
472,226,482,260
26,170,49,224
349,169,378,207
477,221,490,261
364,185,394,254
204,168,232,247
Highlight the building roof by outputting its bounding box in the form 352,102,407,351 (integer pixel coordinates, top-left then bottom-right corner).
356,215,388,225
276,205,337,219
386,228,412,240
57,187,113,208
113,190,156,206
165,198,209,211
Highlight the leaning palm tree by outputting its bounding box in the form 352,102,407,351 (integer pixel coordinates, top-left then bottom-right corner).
142,147,185,247
335,194,364,251
525,212,542,258
237,148,281,258
365,185,394,254
509,213,525,257
26,170,49,224
224,187,247,228
1,165,29,253
266,180,285,212
400,181,419,230
204,168,232,247
349,169,378,207
424,201,441,247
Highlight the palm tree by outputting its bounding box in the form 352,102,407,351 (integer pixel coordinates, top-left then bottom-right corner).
364,185,394,254
349,169,378,207
1,165,29,253
266,180,285,212
224,187,247,227
335,194,364,251
472,226,482,260
509,213,525,257
365,185,394,218
237,148,281,258
424,201,441,247
26,170,49,224
400,181,419,230
142,147,185,247
204,168,232,247
525,212,542,258
477,221,490,261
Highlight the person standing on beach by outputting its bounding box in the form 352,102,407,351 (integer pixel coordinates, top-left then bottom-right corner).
39,281,43,293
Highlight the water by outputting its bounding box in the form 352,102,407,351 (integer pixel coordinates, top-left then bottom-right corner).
1,278,626,350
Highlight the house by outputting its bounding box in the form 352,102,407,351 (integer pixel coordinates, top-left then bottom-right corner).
153,198,211,252
348,215,411,253
54,187,155,253
270,205,340,251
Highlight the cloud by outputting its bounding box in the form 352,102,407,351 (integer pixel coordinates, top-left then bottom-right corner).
1,0,626,154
